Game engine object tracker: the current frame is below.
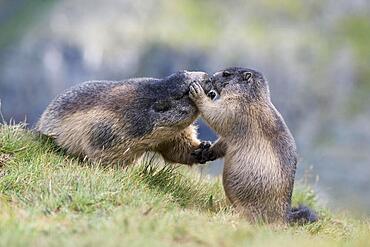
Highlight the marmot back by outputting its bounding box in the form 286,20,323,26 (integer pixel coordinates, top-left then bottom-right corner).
189,67,317,224
37,71,212,166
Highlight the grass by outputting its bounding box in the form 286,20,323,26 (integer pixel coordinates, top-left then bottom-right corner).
0,124,369,246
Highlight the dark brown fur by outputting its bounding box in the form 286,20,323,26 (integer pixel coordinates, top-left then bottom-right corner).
37,71,212,167
190,67,317,224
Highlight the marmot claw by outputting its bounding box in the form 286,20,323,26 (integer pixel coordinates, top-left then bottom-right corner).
189,82,206,102
191,141,214,164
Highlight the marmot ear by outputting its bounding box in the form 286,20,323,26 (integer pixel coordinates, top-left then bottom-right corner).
243,72,253,82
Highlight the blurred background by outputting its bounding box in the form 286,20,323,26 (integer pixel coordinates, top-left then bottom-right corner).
0,0,369,216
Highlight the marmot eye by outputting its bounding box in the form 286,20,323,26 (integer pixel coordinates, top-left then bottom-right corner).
243,72,253,82
222,71,232,77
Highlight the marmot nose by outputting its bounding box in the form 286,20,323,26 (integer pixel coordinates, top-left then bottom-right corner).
202,73,210,81
187,71,209,80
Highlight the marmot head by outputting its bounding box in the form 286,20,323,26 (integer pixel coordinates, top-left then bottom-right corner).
153,70,212,128
164,70,212,96
210,67,270,103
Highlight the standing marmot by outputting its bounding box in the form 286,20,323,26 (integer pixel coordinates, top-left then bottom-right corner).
36,71,212,167
189,67,317,224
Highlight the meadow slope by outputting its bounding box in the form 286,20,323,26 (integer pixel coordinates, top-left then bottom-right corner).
0,124,369,247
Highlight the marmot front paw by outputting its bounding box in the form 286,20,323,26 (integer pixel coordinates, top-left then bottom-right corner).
191,141,216,164
189,82,207,103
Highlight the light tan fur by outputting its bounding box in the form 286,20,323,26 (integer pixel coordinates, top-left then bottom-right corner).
43,107,201,167
190,77,296,223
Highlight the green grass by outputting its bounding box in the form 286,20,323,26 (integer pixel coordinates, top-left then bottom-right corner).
0,124,369,246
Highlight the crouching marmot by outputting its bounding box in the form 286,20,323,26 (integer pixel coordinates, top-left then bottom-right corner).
189,67,317,224
36,71,212,167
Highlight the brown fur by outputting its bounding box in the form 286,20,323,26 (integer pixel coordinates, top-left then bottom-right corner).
37,71,211,167
190,67,297,223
